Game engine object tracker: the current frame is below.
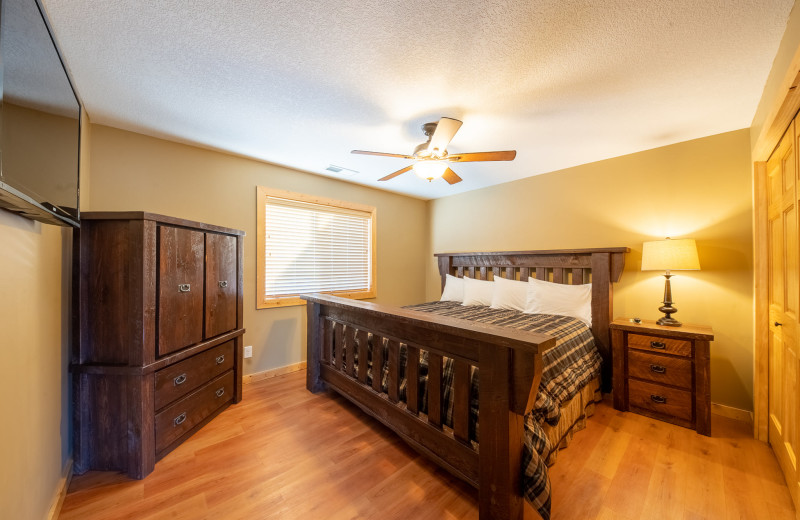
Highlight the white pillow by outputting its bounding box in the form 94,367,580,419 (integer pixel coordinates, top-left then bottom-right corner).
525,277,592,326
440,274,465,303
462,277,495,307
490,276,528,312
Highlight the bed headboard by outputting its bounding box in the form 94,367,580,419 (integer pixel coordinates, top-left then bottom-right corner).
434,248,629,391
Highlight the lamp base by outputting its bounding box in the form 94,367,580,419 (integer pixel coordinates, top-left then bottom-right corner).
656,316,682,327
657,273,683,327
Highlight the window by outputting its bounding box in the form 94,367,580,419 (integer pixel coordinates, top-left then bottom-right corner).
256,187,376,308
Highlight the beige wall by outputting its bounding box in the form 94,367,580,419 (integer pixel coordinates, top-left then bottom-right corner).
0,108,88,518
86,124,429,374
427,129,754,411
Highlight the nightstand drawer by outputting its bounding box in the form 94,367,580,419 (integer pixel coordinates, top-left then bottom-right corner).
628,350,692,389
629,379,692,422
628,333,692,357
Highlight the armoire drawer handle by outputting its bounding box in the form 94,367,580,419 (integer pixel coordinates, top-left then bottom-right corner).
649,364,666,374
178,284,191,293
775,322,782,327
173,373,187,386
650,341,666,349
215,388,225,398
650,394,667,404
216,355,225,364
219,280,228,288
174,412,187,426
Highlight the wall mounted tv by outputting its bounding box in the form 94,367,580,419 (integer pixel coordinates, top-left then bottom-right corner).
0,0,81,227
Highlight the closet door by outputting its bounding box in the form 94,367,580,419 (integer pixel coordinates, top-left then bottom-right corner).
158,226,205,356
767,120,799,509
205,233,237,338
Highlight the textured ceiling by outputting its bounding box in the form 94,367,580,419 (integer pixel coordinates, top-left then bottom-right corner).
41,0,794,199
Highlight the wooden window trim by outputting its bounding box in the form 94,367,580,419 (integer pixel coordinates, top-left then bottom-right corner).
256,186,377,309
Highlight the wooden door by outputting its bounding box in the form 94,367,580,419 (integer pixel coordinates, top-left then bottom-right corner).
158,226,205,356
205,233,237,338
767,120,800,510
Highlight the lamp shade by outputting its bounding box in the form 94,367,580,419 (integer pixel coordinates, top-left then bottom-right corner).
641,238,700,271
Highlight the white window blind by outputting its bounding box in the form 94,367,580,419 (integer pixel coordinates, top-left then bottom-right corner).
263,196,372,299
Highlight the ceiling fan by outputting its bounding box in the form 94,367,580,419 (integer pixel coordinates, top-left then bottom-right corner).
352,117,516,184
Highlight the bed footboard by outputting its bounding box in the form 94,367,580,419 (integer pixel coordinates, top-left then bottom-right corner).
303,294,556,519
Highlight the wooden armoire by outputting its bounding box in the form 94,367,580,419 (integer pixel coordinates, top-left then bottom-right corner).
71,212,245,479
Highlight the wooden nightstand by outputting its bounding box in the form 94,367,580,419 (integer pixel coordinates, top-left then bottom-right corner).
610,319,714,436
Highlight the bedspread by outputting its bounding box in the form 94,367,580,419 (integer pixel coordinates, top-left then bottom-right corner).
349,301,601,520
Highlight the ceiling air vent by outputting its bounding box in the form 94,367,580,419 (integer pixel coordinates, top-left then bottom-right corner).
325,164,358,176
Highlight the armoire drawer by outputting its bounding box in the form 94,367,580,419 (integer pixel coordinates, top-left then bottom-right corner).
155,371,234,453
154,341,234,410
628,349,692,389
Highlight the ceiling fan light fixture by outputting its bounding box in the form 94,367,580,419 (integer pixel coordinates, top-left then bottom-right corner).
413,160,448,182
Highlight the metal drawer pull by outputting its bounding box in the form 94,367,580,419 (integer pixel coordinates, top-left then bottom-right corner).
215,388,225,398
219,280,228,288
173,373,187,386
650,341,666,349
174,412,187,426
216,355,225,364
178,284,191,292
775,321,782,327
649,364,666,374
650,394,667,404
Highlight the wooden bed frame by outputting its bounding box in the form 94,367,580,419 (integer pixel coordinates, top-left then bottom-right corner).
304,248,627,519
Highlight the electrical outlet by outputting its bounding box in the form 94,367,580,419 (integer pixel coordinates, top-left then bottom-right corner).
244,345,253,358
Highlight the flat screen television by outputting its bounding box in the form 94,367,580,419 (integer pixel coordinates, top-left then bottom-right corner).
0,0,81,227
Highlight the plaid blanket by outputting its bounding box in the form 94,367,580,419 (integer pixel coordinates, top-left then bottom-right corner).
349,301,601,520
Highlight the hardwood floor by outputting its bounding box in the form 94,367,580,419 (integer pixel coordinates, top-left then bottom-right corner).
60,370,796,520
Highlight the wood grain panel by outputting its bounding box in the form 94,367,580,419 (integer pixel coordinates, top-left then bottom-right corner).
205,233,237,338
158,226,204,356
428,353,443,428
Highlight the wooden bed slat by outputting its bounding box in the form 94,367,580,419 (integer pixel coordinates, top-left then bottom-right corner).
387,339,400,403
468,266,476,278
428,353,443,428
371,335,384,393
505,267,515,280
493,267,501,279
407,346,419,415
453,360,470,444
536,267,546,280
519,267,529,281
480,266,487,280
553,267,564,284
572,268,584,285
457,267,464,277
357,330,369,383
333,322,344,370
345,326,356,377
322,318,332,364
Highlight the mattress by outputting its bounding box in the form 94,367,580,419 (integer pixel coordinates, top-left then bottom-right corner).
349,301,602,520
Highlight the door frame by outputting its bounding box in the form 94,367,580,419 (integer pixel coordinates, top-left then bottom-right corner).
753,43,800,441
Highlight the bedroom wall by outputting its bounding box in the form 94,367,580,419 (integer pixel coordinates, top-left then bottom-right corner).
86,124,429,375
426,129,754,411
0,110,90,520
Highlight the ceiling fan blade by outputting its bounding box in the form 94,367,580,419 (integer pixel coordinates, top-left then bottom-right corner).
352,150,415,160
442,168,462,185
378,165,413,181
448,151,516,162
427,118,463,156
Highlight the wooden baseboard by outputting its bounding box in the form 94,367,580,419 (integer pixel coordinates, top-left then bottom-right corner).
47,458,73,520
711,402,753,424
244,361,307,384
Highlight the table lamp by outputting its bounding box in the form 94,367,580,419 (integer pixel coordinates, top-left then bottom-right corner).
641,237,700,327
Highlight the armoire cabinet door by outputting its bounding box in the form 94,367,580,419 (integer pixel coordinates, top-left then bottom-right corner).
205,233,238,338
158,226,205,356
